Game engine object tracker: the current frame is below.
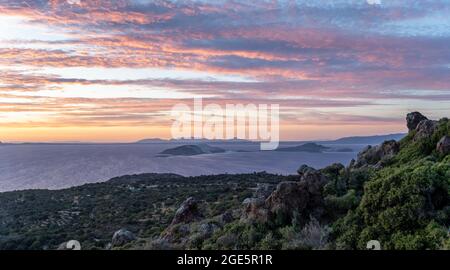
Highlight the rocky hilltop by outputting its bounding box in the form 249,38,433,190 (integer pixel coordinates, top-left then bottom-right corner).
0,112,448,250
145,112,449,250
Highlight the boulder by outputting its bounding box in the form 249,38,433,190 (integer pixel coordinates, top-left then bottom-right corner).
299,165,328,193
159,197,203,244
414,120,438,141
436,136,450,155
407,112,428,131
170,197,202,225
198,222,219,238
111,229,136,247
265,181,310,215
353,146,371,168
352,140,400,169
241,183,275,222
265,166,328,223
244,165,328,224
297,164,318,177
219,211,234,224
242,197,269,223
300,168,328,208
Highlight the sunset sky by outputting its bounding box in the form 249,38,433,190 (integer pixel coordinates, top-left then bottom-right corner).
0,0,449,142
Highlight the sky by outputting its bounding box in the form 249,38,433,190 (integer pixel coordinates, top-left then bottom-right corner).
0,0,449,142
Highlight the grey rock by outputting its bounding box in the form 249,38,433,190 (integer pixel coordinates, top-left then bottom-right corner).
414,120,438,141
243,197,265,207
159,197,203,244
266,181,310,214
161,223,191,243
219,211,234,224
300,170,328,198
297,164,317,177
406,112,428,131
242,197,269,223
171,197,202,225
436,136,450,155
198,223,219,238
111,229,136,247
352,140,400,169
243,165,329,224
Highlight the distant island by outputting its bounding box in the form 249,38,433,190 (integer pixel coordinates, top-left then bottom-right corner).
322,133,406,144
158,144,226,156
275,142,331,153
135,138,167,143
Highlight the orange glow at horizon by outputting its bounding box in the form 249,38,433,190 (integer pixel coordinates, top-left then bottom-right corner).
0,126,170,143
0,122,406,143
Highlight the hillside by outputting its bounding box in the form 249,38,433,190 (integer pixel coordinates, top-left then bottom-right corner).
0,112,448,250
0,173,287,250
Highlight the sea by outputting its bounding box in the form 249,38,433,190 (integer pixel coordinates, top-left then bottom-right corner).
0,142,366,192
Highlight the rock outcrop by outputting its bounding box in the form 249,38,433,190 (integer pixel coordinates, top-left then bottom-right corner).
407,112,428,131
198,222,220,239
111,229,136,247
170,197,202,225
159,197,204,244
436,136,450,155
297,164,319,177
413,119,438,141
242,197,269,223
150,111,448,250
242,183,276,223
219,211,234,225
265,181,310,216
351,140,400,169
244,165,328,224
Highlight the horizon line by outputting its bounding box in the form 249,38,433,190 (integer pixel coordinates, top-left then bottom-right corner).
0,132,407,145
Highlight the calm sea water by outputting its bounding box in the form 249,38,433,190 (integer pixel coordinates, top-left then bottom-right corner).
0,142,364,192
